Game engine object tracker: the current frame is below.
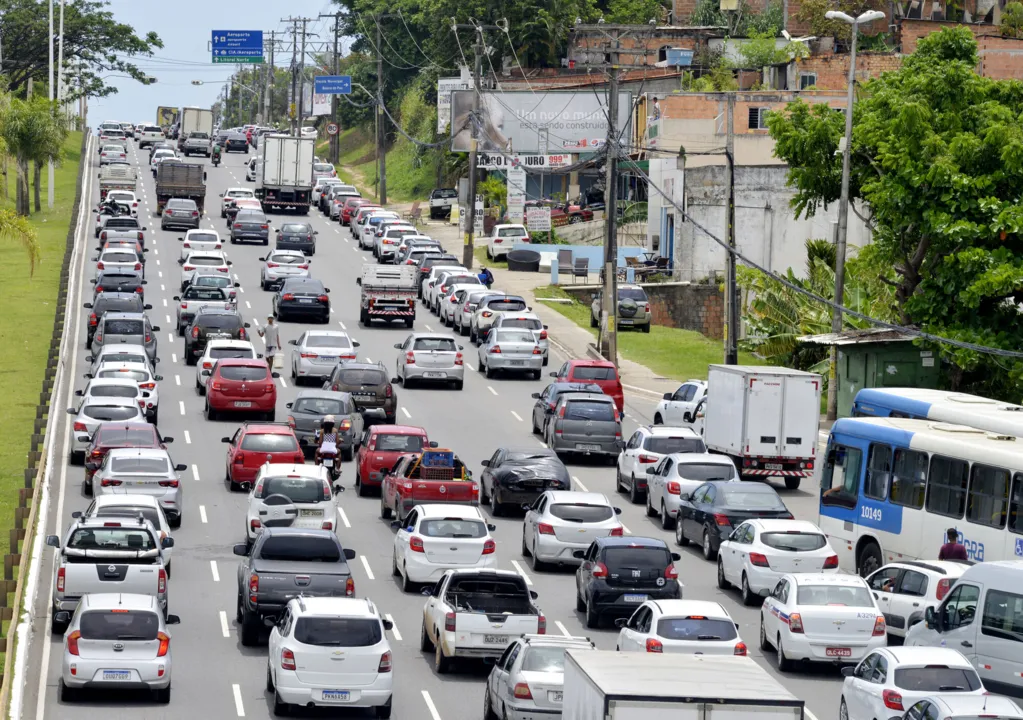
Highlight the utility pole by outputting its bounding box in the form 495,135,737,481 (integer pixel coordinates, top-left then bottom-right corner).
600,58,620,365
724,93,738,365
298,20,308,130
319,12,342,164
265,31,275,127
47,0,54,208
285,17,300,135
376,19,386,204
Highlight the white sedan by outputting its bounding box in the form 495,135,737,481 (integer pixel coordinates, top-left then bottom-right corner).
391,503,496,592
760,573,887,671
179,251,231,292
195,339,259,394
178,229,223,261
717,518,838,605
615,599,746,656
287,330,359,385
646,452,738,530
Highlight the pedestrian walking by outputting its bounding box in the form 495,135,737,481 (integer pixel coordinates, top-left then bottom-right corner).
258,314,282,369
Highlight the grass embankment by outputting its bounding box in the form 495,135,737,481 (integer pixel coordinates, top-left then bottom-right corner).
323,124,439,204
534,285,768,381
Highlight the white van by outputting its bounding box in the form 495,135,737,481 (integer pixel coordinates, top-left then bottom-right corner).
246,156,263,182
905,560,1023,697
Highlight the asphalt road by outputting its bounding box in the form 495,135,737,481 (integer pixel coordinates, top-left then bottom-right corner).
21,133,840,720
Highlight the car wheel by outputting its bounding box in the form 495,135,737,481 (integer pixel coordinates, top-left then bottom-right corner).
645,488,656,517
531,412,540,435
58,678,75,702
392,550,400,577
653,412,663,425
520,528,530,557
628,475,642,504
660,502,674,530
420,621,434,651
702,527,717,560
380,495,392,519
531,541,545,572
205,400,217,422
615,466,624,492
675,517,689,546
857,541,883,578
839,698,849,720
154,684,171,704
489,486,502,516
401,562,414,593
642,322,651,333
585,597,600,629
741,573,757,606
273,690,290,716
484,361,494,379
375,700,393,719
454,380,463,390
776,634,793,672
483,686,499,720
434,642,452,674
759,614,771,651
239,609,260,646
717,558,730,589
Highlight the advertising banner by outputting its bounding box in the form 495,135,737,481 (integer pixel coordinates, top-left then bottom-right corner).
437,77,472,134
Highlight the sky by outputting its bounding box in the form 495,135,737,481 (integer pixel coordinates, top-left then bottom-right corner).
89,0,345,125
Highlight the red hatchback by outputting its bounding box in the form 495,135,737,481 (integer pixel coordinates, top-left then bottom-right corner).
205,358,279,421
342,198,374,226
354,425,430,497
551,359,624,412
222,422,304,490
83,421,174,494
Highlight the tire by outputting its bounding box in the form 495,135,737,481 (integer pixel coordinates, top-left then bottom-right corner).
531,541,545,572
653,413,663,425
839,698,849,720
392,551,400,577
702,528,717,561
784,476,801,490
58,678,75,702
675,518,690,546
759,614,771,651
485,362,494,379
857,541,883,578
273,690,290,716
660,502,674,530
642,322,651,333
531,412,540,435
645,489,656,517
205,401,217,422
434,642,452,674
240,609,260,647
400,562,415,593
454,380,463,390
483,687,500,720
489,486,502,516
585,597,600,629
376,700,393,719
420,622,434,652
51,612,69,635
521,529,530,557
741,573,757,606
357,472,369,497
717,558,730,589
776,634,793,672
154,684,171,704
576,589,586,612
380,496,392,519
629,475,642,504
615,467,624,493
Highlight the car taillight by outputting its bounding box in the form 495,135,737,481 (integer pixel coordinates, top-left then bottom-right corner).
300,353,318,359
234,223,241,229
823,555,839,569
345,576,355,597
734,642,748,656
645,638,663,653
191,326,199,338
936,577,953,601
787,612,803,633
183,265,194,272
282,293,295,300
663,480,683,496
100,478,123,487
405,351,415,365
281,648,296,671
513,682,533,699
73,421,87,432
57,567,65,593
96,261,106,270
409,536,425,553
664,564,678,580
531,346,542,355
882,689,904,711
211,381,222,391
158,568,166,594
638,454,658,464
192,211,199,217
260,224,268,230
298,265,309,270
249,574,259,596
317,294,329,302
482,311,492,318
135,286,143,294
592,562,608,578
749,552,770,567
384,384,393,398
463,302,471,312
454,352,463,366
239,328,247,340
66,630,80,656
266,262,279,268
713,513,731,526
250,519,261,531
156,631,170,657
101,231,107,240
134,263,142,271
533,522,555,536
378,650,392,673
339,418,351,432
144,332,152,343
158,480,179,488
609,526,624,537
89,313,97,326
445,612,456,632
873,616,886,636
217,267,229,273
482,539,496,555
539,330,547,339
490,345,502,354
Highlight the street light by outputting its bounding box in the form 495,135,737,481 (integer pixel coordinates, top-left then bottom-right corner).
823,9,886,421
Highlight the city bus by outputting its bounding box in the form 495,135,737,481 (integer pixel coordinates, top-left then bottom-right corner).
820,416,1023,576
852,387,1023,436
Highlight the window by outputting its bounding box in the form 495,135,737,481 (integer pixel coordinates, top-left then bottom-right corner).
926,455,969,518
855,653,878,679
981,588,1023,643
748,107,769,130
865,444,892,500
241,433,299,453
868,566,902,592
1010,474,1023,535
658,616,738,640
110,456,170,474
80,611,159,641
894,665,982,691
761,531,827,551
940,583,980,631
258,535,340,562
796,584,874,607
549,503,613,522
968,463,1010,528
799,72,817,89
259,476,325,503
890,449,928,509
219,366,268,382
870,653,888,683
898,570,928,597
294,617,381,647
821,444,862,509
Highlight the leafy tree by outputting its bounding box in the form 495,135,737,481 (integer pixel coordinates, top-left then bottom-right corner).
1002,1,1023,37
688,0,784,36
0,0,163,99
2,96,65,216
796,0,888,44
0,206,39,272
604,0,668,24
737,28,786,69
767,27,1023,396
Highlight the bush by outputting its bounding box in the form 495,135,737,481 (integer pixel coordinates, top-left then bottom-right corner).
1002,1,1023,37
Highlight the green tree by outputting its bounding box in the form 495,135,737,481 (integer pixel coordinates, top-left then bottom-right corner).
767,27,1023,396
0,206,39,272
604,0,668,24
1002,1,1023,37
796,0,888,44
2,96,66,216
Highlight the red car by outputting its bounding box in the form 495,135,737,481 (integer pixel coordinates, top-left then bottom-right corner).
205,358,279,422
550,359,624,412
342,198,376,226
354,425,430,497
222,422,304,491
83,421,174,494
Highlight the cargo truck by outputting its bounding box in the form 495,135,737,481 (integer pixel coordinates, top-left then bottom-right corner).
156,106,179,136
256,135,315,214
179,107,214,156
562,650,805,720
155,161,206,215
701,365,822,490
97,164,137,200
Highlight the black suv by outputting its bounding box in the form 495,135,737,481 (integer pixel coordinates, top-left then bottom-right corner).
83,292,151,349
183,308,250,366
275,221,317,255
574,536,682,628
323,362,396,424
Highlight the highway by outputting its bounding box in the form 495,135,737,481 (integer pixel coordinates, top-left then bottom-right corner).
19,132,841,720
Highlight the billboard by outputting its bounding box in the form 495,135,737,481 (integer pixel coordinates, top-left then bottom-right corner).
311,92,331,118
450,90,632,154
437,77,471,134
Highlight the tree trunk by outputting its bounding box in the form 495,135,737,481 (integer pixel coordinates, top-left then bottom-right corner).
1,155,8,201
33,160,41,212
15,158,28,216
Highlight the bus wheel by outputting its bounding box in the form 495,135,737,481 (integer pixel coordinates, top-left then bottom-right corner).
857,542,882,578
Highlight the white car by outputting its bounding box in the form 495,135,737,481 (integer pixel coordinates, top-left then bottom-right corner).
150,149,175,174
646,452,739,529
88,344,155,377
439,283,485,327
74,377,145,412
195,339,258,394
94,448,186,528
137,124,164,148
312,160,336,177
759,573,887,671
96,247,143,276
104,190,139,216
717,519,839,605
89,362,161,425
350,205,384,238
391,503,497,592
374,224,417,261
267,597,392,715
67,396,147,464
301,127,319,140
99,144,127,165
615,599,746,656
453,289,491,336
220,187,255,218
178,229,223,261
617,425,706,504
179,251,231,291
244,464,337,545
840,646,985,720
654,379,708,427
424,268,473,312
311,177,341,205
245,156,263,182
288,330,359,384
522,490,623,570
486,223,529,260
77,494,174,571
864,560,969,639
899,695,1023,720
358,211,399,248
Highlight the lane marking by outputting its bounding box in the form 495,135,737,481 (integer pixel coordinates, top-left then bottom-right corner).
160,283,165,291
364,356,371,363
622,524,632,535
178,400,185,415
511,410,523,422
157,270,162,278
210,560,220,582
171,353,178,363
165,314,171,324
192,464,200,482
199,505,207,523
219,610,229,638
424,324,433,331
555,620,572,637
360,555,375,580
184,430,191,444
572,476,589,492
337,506,351,528
280,376,288,388
338,320,346,330
162,298,167,307
167,332,173,343
385,613,402,641
245,300,251,309
232,683,245,716
510,560,533,586
488,386,498,396
421,691,442,720
401,407,411,419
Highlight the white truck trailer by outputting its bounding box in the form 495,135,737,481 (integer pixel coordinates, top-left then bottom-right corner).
256,135,315,214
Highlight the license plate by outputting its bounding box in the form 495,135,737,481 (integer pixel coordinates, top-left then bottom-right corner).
826,647,852,657
507,360,524,366
483,634,507,644
576,444,601,452
619,319,634,325
423,372,445,378
300,509,323,517
319,356,338,363
234,401,252,408
321,690,351,702
765,463,784,470
299,298,314,303
209,333,231,339
549,691,563,703
623,594,647,603
102,670,131,681
323,459,334,469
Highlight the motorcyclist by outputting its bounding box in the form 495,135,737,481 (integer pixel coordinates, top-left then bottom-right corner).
211,142,222,165
478,266,495,289
100,195,122,216
314,414,339,466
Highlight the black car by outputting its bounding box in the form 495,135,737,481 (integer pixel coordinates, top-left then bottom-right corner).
574,536,682,628
275,221,317,255
224,133,248,153
416,254,460,296
214,129,232,147
674,480,792,560
183,308,250,366
273,277,330,323
530,382,604,436
479,447,570,515
83,292,150,349
92,270,146,301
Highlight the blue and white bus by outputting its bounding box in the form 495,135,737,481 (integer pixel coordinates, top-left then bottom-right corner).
852,387,1023,437
820,416,1023,576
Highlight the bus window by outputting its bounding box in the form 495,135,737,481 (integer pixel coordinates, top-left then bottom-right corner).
1009,474,1023,534
821,444,862,509
890,449,928,509
866,444,892,501
926,455,968,519
967,464,1010,529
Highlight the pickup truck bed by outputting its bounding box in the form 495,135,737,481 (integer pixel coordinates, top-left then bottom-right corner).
380,450,478,520
155,162,206,214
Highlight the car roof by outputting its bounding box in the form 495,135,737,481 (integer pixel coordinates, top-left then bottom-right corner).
81,396,141,408
292,596,379,618
562,393,614,403
747,518,821,533
92,493,161,508
96,343,147,355
596,536,668,549
545,490,610,505
369,424,426,436
82,593,160,612
205,339,253,350
269,249,305,257
106,447,170,459
186,252,227,260
569,359,615,368
409,332,456,341
93,293,141,304
87,377,139,387
96,362,152,374
790,573,868,587
881,646,972,666
416,504,485,519
257,463,325,479
651,599,731,618
294,389,351,402
643,426,700,438
881,559,972,576
185,228,220,237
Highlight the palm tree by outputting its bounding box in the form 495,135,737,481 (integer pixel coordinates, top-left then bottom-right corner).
1,96,66,216
0,206,40,274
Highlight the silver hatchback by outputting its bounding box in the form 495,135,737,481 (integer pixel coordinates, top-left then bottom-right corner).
260,249,310,290
479,328,544,380
393,333,464,389
93,448,187,527
91,312,159,365
546,393,623,461
521,490,624,568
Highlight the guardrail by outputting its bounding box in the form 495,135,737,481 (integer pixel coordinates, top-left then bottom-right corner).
0,129,91,714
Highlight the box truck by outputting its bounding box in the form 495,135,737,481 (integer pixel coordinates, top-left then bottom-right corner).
562,650,805,720
256,135,315,214
156,106,179,135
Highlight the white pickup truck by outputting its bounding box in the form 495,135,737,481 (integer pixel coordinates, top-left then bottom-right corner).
420,569,545,673
46,515,173,633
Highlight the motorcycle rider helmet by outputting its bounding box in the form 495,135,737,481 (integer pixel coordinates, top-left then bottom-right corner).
322,414,336,428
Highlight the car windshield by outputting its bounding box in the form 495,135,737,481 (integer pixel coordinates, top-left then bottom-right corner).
413,337,458,352
227,190,253,199
604,546,670,570
190,132,209,139
760,531,827,552
103,319,144,335
571,366,615,381
549,503,613,523
199,314,242,329
306,335,350,349
674,463,734,481
375,434,424,452
294,617,381,647
495,330,536,344
893,666,982,692
68,527,156,551
219,366,268,381
720,487,786,510
97,370,148,382
258,535,340,562
80,611,160,641
619,287,649,302
261,476,323,502
564,400,615,422
110,456,170,474
89,385,138,399
338,369,385,386
241,434,299,452
82,405,139,421
796,584,874,607
645,437,706,454
419,519,487,538
657,617,738,641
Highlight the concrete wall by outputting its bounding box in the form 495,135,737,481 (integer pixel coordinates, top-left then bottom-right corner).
560,281,724,339
786,53,904,91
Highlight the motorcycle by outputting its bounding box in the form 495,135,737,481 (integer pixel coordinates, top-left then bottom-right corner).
318,446,343,483
211,146,221,167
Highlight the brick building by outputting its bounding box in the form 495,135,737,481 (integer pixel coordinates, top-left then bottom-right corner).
900,19,1023,80
567,25,721,67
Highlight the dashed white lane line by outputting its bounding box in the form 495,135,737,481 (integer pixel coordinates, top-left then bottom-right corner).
178,400,185,415
364,356,371,363
511,410,523,422
245,300,251,309
175,375,180,386
487,386,498,396
279,376,288,388
199,505,207,523
572,476,589,491
184,430,191,444
401,407,411,419
421,691,442,720
385,613,402,641
167,332,174,343
210,560,220,582
157,270,162,277
510,560,533,586
338,320,346,330
192,464,200,482
424,324,433,331
165,314,171,324
555,620,572,637
171,353,177,363
232,683,245,716
219,610,229,638
162,298,167,307
360,555,375,580
160,283,165,291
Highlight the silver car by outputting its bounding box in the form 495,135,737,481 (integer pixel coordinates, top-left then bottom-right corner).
646,453,739,530
260,249,310,290
546,393,623,461
491,311,549,365
87,344,155,378
93,448,187,527
454,289,491,336
521,490,624,568
91,312,159,364
393,333,464,389
287,330,360,384
57,593,179,703
90,362,161,423
479,328,544,379
439,283,484,327
67,397,146,464
485,635,595,719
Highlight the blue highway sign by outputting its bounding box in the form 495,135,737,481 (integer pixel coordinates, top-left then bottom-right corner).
211,30,264,64
313,75,352,95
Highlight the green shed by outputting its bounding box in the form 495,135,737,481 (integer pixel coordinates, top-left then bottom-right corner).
797,329,941,418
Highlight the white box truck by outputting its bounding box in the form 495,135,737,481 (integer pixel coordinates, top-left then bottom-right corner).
257,135,316,214
702,365,822,490
562,650,805,720
179,107,214,156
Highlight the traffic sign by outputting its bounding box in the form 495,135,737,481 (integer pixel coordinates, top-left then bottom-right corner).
211,30,264,64
326,123,339,136
313,76,352,95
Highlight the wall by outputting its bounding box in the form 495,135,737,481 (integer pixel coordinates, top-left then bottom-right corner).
674,164,872,282
560,281,725,338
787,53,903,91
900,20,1023,79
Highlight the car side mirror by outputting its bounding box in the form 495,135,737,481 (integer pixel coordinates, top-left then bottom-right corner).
83,373,93,379
841,666,855,677
177,258,184,264
924,606,936,629
74,390,83,397
178,237,184,241
487,524,496,532
201,370,211,377
390,520,400,530
324,288,330,293
393,343,401,350
83,302,93,309
172,296,180,301
221,436,231,443
429,441,438,448
166,614,181,625
614,507,622,515
481,459,490,467
679,492,691,501
356,278,361,285
46,535,60,548
271,372,280,379
66,408,76,415
144,304,153,310
549,372,557,377
244,322,251,328
161,537,175,549
614,618,628,628
530,392,540,399
353,341,361,348
421,585,435,597
572,550,586,559
646,467,656,475
288,339,297,345
521,504,531,512
234,282,241,287
54,611,71,626
343,548,356,561
390,377,400,384
670,552,681,562
663,392,673,400
174,463,187,472
162,437,174,443
151,326,161,332
286,402,293,409
90,279,97,284
232,543,249,556
90,256,98,261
